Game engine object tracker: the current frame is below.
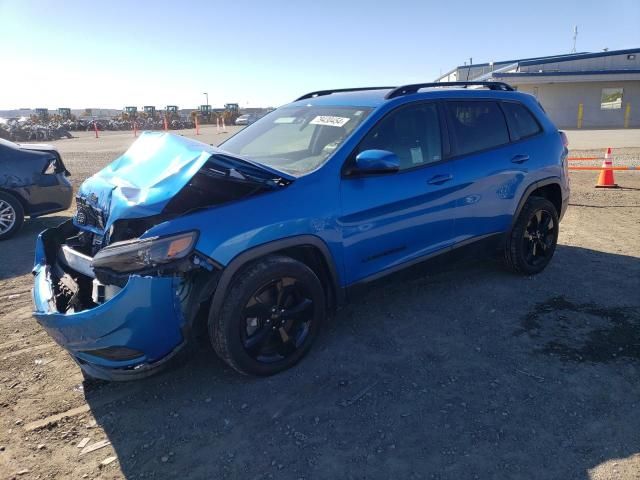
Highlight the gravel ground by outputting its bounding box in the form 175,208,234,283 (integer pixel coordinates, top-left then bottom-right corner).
0,127,639,480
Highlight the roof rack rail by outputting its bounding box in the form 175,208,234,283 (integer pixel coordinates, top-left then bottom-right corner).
385,81,514,99
295,87,395,102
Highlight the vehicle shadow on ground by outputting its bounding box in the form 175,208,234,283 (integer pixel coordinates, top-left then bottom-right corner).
0,215,69,281
85,245,639,479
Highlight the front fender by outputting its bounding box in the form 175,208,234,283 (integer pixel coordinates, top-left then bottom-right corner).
143,173,344,276
207,234,343,321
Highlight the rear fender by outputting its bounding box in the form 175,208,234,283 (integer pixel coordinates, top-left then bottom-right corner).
510,177,563,230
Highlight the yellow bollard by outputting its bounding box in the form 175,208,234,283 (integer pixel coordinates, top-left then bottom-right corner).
624,103,631,128
577,103,584,129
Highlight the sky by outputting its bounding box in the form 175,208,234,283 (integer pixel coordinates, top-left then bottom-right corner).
1,0,639,110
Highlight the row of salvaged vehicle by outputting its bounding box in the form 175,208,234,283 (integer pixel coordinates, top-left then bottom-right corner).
90,118,195,131
0,118,197,142
0,121,74,142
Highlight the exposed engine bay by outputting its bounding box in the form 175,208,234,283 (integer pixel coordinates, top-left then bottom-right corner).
41,135,292,315
71,164,278,257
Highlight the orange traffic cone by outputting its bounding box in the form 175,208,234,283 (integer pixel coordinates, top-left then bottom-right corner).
595,147,618,188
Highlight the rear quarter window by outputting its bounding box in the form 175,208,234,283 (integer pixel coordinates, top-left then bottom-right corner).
445,101,510,156
501,101,542,140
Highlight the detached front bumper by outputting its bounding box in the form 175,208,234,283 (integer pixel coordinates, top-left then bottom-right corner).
32,228,188,381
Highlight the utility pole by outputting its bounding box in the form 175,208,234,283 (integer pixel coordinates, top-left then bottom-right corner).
572,26,578,53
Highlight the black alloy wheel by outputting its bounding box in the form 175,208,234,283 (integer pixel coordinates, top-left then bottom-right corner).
210,255,326,376
505,196,559,275
241,277,314,363
522,209,555,267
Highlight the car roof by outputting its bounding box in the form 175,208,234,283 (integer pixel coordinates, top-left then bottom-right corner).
290,89,392,108
288,83,530,109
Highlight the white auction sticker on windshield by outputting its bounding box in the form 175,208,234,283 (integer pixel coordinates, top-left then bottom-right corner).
309,116,350,127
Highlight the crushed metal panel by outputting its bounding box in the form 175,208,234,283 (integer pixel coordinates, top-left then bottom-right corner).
0,140,54,188
76,132,215,234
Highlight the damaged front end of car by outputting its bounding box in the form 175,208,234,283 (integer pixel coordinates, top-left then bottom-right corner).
32,132,293,380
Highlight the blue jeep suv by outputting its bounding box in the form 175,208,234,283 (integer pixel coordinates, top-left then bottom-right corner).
32,81,569,380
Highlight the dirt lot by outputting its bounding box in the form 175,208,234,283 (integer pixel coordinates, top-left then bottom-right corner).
1,126,639,480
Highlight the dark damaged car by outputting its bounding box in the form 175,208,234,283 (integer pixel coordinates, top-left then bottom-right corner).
32,83,569,380
0,139,72,240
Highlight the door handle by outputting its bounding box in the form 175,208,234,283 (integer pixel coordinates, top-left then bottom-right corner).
427,174,453,185
511,154,530,164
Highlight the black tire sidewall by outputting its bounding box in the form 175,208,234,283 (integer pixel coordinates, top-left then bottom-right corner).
210,255,326,376
0,192,25,241
508,197,559,275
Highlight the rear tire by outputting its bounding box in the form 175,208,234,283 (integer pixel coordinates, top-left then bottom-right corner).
209,255,326,376
0,192,24,241
505,196,559,275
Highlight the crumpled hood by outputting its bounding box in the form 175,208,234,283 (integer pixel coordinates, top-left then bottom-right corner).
76,132,215,234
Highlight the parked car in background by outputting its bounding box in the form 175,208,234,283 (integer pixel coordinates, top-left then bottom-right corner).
0,139,72,240
234,114,259,126
32,81,569,381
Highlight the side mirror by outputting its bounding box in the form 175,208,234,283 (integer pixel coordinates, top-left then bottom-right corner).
351,149,399,175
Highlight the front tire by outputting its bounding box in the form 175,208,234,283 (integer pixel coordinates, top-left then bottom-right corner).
209,255,326,376
0,192,24,241
505,196,559,275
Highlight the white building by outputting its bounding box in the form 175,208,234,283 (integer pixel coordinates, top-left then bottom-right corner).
436,48,640,128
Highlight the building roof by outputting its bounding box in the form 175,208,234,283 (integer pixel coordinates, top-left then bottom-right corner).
454,52,591,70
495,69,640,77
493,69,640,85
518,48,640,66
436,47,640,82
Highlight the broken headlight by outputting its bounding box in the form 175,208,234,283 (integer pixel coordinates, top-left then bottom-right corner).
92,231,198,273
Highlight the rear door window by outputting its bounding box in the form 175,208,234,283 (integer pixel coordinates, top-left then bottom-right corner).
445,101,510,156
501,101,542,140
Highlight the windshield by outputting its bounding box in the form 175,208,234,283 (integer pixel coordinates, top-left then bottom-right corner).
219,105,372,176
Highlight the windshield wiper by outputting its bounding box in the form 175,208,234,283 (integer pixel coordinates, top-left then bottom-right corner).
205,153,293,188
211,148,294,177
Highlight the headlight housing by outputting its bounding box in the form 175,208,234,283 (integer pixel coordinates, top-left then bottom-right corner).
92,231,198,273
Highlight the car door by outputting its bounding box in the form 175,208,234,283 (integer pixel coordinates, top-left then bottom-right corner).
443,99,530,243
338,102,458,285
